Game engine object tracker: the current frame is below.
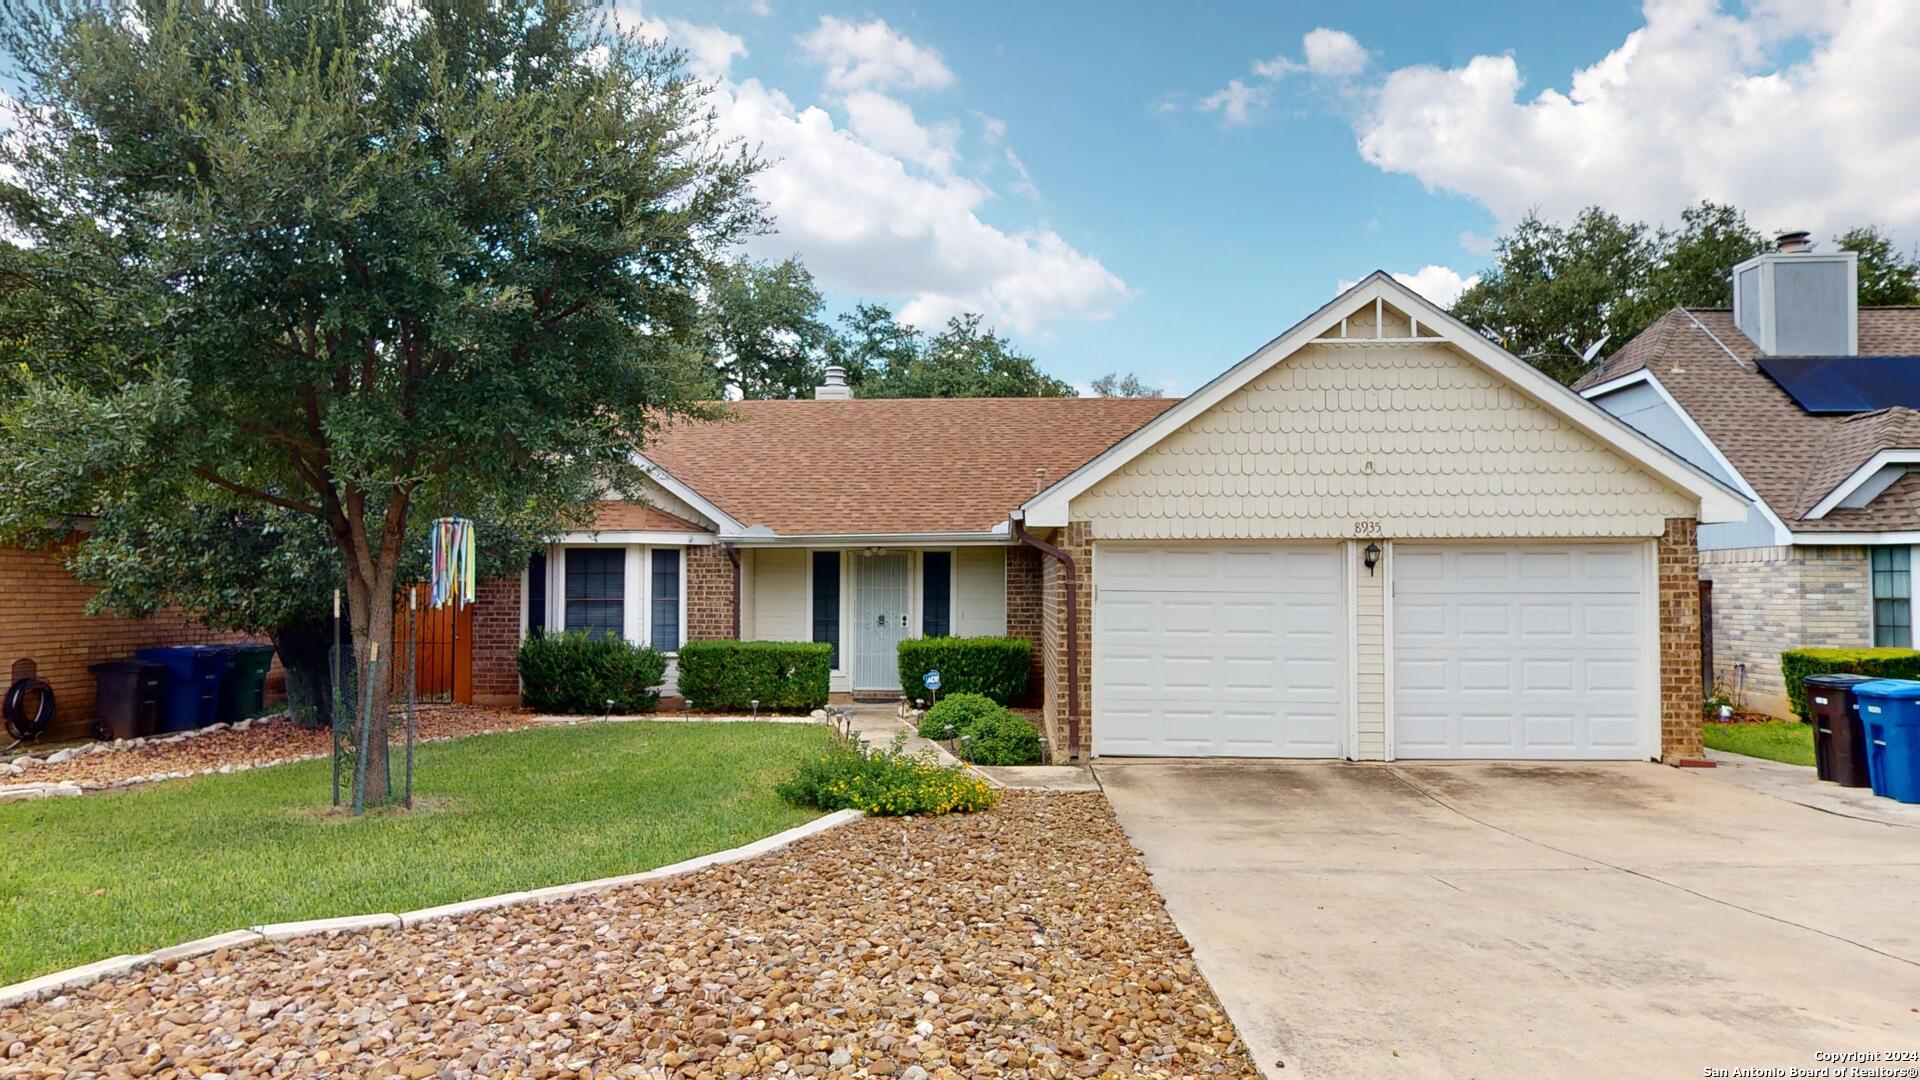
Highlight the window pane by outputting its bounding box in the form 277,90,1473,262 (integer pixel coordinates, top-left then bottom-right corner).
565,548,625,639
651,549,681,653
527,550,547,637
812,551,840,669
922,551,952,638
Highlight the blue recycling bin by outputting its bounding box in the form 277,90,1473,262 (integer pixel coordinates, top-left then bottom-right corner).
1845,679,1920,804
136,646,230,732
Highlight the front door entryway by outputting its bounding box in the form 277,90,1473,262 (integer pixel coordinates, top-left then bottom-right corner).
854,551,911,692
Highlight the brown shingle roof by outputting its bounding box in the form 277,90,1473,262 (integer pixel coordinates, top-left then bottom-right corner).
641,397,1179,535
1576,307,1920,530
590,500,706,532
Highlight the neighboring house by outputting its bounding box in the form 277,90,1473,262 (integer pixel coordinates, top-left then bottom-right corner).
470,273,1743,763
1577,241,1920,718
2,542,275,743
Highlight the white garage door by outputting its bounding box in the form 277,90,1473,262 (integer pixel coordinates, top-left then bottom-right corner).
1393,544,1649,760
1095,545,1343,757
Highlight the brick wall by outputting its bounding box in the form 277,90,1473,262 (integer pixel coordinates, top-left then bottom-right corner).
1658,518,1704,761
687,544,737,641
1005,545,1044,705
1700,544,1870,718
1039,522,1092,763
469,574,522,707
1,543,270,743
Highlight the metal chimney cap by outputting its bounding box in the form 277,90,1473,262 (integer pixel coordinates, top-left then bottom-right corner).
1775,230,1814,254
813,365,854,399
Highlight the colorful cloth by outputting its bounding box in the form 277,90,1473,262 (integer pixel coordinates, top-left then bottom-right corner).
428,517,476,609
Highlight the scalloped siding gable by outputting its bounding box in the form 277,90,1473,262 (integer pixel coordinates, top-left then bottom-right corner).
1072,341,1694,539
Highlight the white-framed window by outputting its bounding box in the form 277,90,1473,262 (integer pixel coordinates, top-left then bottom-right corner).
547,544,687,652
1873,546,1912,647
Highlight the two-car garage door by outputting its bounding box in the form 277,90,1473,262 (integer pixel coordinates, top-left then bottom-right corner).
1093,542,1649,760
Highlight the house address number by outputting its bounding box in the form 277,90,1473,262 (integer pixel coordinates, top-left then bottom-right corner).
1352,520,1383,535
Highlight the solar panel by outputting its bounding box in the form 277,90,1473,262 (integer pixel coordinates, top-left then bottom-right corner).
1756,356,1920,414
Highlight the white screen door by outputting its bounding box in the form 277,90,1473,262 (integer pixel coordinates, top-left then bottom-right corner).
855,552,911,691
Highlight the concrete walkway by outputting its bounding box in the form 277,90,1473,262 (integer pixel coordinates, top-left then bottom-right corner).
1099,759,1920,1079
1703,748,1920,827
841,704,960,764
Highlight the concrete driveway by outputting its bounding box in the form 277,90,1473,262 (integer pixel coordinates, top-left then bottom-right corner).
1098,760,1920,1079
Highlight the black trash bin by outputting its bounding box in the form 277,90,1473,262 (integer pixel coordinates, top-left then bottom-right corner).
89,660,165,741
1804,673,1874,787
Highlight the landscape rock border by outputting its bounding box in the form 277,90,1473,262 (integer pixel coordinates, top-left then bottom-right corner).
0,808,861,1010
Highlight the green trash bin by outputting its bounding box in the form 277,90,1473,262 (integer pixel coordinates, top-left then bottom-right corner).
218,644,277,724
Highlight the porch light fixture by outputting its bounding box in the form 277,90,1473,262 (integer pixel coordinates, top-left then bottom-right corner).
1363,542,1381,576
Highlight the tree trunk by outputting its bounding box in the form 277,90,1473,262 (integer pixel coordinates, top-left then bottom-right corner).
344,568,397,804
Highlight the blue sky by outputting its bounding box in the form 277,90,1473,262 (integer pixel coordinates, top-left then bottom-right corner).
635,1,1919,394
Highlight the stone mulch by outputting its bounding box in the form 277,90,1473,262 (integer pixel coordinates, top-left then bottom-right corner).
0,793,1257,1079
4,705,535,792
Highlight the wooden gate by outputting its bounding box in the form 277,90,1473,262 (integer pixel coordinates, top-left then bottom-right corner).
396,585,472,704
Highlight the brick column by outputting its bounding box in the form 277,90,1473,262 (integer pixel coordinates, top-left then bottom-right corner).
686,544,737,641
1039,522,1092,763
1005,545,1044,705
1658,518,1704,762
469,575,523,707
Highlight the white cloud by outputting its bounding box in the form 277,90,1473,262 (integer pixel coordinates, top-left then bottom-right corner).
608,3,745,80
714,79,1127,333
1197,79,1271,127
1004,147,1039,200
1204,27,1368,126
1255,28,1370,79
797,16,954,92
1338,265,1481,307
842,91,959,174
1353,0,1920,238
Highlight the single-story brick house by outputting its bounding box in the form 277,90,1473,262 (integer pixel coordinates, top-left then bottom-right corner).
472,273,1744,762
1576,239,1920,718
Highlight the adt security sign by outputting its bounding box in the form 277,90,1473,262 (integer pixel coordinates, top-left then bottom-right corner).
922,670,941,691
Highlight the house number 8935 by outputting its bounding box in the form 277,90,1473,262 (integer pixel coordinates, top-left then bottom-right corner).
1352,521,1382,535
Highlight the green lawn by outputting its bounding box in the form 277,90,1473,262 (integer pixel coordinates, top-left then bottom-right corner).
0,721,833,984
1702,719,1816,767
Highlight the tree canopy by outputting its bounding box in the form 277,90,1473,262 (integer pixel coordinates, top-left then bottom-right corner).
1451,202,1920,384
1090,372,1163,398
0,0,757,799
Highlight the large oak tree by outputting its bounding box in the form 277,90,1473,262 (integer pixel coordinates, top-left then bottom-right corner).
0,0,755,800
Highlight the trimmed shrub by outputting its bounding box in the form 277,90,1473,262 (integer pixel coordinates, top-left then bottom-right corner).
958,708,1042,766
518,632,667,714
916,692,1003,740
678,640,831,711
776,732,998,816
897,636,1031,705
1780,647,1920,719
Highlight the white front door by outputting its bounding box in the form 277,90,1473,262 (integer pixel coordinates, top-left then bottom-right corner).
854,552,911,691
1094,544,1345,757
1393,543,1649,760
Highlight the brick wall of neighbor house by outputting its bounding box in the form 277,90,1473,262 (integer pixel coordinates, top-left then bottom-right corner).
0,543,272,744
1658,518,1705,761
469,575,522,707
1700,544,1871,718
1005,545,1044,704
1039,522,1092,763
686,544,736,640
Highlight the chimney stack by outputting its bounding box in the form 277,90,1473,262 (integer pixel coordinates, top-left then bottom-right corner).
1774,230,1814,254
1731,231,1858,356
813,365,853,400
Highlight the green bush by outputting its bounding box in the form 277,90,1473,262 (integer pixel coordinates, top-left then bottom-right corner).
776,732,998,816
517,632,667,714
916,692,1003,740
1780,647,1920,719
897,636,1031,705
958,708,1043,766
677,640,831,711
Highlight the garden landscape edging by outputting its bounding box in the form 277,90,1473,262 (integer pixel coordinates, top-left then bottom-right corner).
0,807,863,1010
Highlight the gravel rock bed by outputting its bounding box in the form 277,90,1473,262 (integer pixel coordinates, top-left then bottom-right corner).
6,705,534,791
0,793,1257,1079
